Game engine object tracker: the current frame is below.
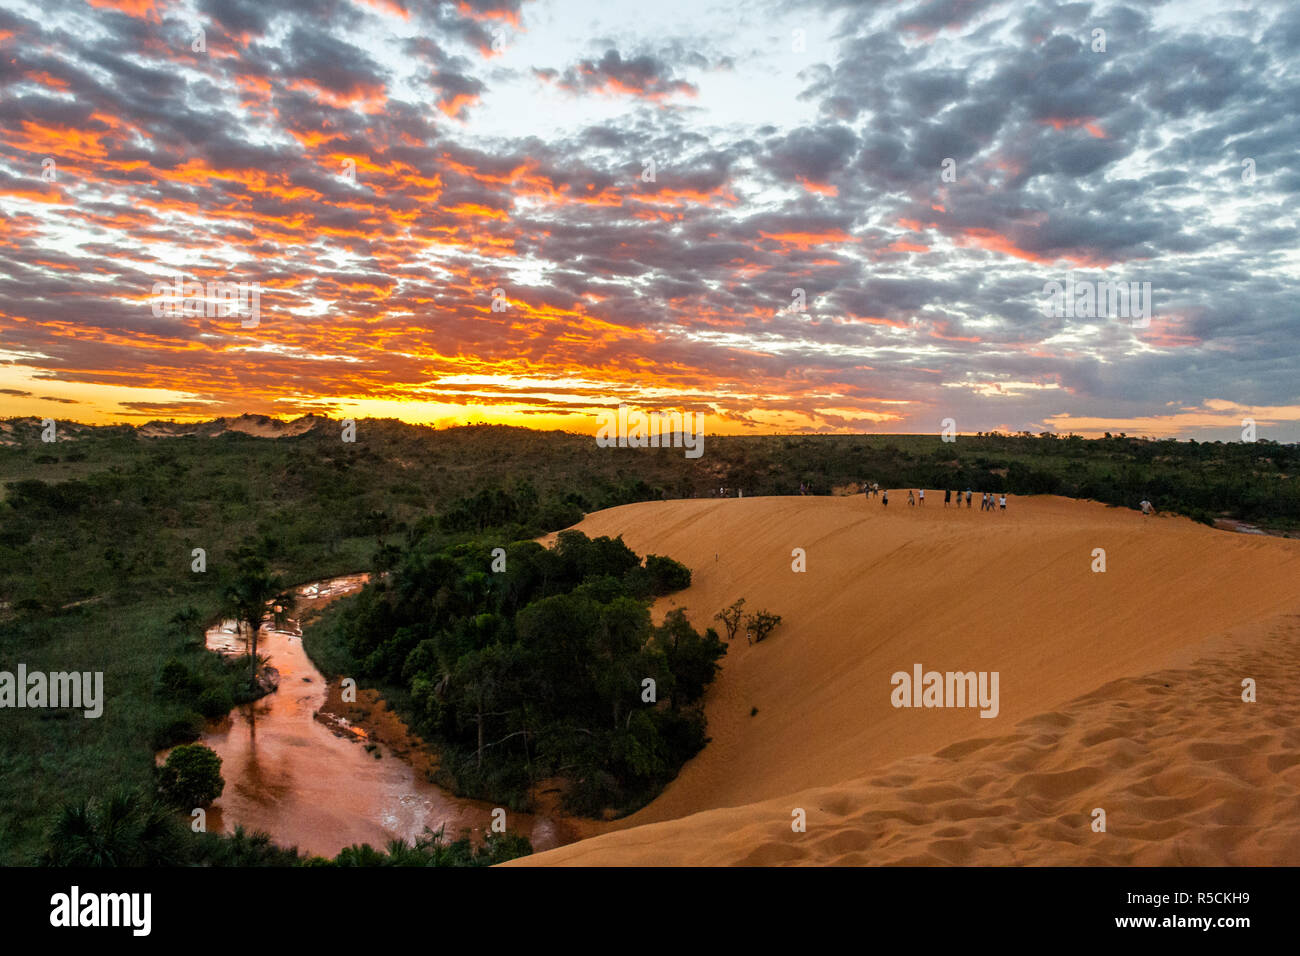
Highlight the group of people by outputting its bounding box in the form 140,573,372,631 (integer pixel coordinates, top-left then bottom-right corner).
866,484,1007,512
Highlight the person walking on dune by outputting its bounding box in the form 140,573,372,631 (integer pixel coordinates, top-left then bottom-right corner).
944,488,952,507
907,489,915,506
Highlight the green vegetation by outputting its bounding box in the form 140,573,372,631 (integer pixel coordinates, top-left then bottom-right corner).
2,415,1297,863
155,743,224,809
314,529,724,816
38,788,190,867
222,549,297,689
327,828,533,867
35,786,529,866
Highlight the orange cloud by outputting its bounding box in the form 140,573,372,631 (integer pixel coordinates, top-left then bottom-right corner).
758,229,856,250
797,177,838,197
957,227,1113,267
438,92,480,118
85,0,162,20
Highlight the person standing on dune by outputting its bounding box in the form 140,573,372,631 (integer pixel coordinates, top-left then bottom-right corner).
944,488,952,507
965,489,972,508
882,489,889,507
918,488,925,506
907,489,915,506
999,493,1007,512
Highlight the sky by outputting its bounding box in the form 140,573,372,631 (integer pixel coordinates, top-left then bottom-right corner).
0,0,1297,439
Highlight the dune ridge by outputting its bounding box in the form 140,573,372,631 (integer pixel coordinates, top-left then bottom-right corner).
516,493,1300,865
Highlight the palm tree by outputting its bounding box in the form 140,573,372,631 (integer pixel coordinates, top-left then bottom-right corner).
40,789,185,866
168,605,205,647
224,553,296,689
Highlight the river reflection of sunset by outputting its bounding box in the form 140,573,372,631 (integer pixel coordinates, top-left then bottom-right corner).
157,574,573,858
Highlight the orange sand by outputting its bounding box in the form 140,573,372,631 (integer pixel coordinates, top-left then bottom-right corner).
512,493,1300,865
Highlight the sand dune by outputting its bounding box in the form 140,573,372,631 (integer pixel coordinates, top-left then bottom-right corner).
516,493,1300,865
138,413,326,438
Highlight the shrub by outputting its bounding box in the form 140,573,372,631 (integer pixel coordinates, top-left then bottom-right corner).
157,743,225,809
196,685,234,719
644,554,691,595
744,609,783,644
151,710,206,749
158,657,195,696
714,598,746,642
39,789,188,866
193,825,302,866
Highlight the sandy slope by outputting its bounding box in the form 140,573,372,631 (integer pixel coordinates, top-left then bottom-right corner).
138,413,326,438
514,493,1300,865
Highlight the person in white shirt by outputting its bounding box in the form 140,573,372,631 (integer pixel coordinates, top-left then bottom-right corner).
918,489,925,505
999,494,1007,511
1140,498,1153,515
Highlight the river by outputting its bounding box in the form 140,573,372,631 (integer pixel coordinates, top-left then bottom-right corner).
162,573,580,858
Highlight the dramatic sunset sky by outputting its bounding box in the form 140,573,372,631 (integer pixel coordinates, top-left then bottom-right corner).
0,0,1297,438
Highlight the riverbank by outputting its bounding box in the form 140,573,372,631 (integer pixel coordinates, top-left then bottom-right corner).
159,574,588,857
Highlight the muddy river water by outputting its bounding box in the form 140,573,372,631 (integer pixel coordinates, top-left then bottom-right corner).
161,574,579,858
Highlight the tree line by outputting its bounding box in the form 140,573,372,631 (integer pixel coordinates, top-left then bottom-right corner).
322,529,726,815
